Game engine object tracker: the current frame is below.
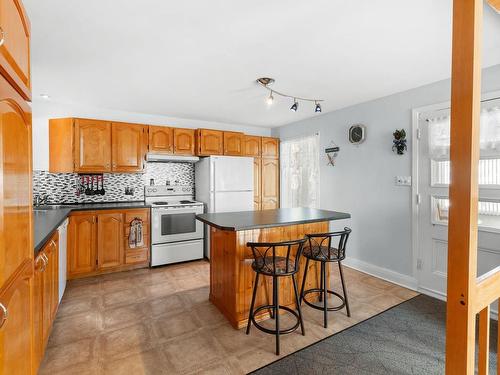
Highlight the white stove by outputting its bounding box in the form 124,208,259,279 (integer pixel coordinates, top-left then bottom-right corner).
145,186,204,266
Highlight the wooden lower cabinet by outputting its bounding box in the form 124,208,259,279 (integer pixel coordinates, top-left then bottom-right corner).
31,233,60,373
97,212,124,270
68,208,150,279
33,232,59,373
0,260,33,375
68,212,97,277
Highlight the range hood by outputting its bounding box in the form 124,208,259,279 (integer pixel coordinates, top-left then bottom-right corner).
146,153,200,163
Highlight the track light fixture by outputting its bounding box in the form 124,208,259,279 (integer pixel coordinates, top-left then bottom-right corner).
315,101,322,113
256,77,324,113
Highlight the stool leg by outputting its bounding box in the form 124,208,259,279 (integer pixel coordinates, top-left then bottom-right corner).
299,258,310,305
246,273,259,335
292,274,305,336
274,276,280,355
319,262,324,303
338,261,351,317
264,278,274,319
322,262,328,328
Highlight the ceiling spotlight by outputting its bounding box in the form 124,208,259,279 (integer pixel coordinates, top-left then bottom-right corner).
315,102,322,113
266,91,274,106
290,99,298,112
40,94,51,100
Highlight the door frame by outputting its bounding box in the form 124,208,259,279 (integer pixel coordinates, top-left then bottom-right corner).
411,89,500,301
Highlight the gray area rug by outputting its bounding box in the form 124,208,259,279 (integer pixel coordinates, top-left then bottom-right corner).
250,295,498,375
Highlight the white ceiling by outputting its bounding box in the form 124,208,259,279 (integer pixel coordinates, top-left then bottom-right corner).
24,0,500,128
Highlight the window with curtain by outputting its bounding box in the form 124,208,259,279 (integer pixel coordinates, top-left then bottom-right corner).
428,103,500,230
280,133,320,208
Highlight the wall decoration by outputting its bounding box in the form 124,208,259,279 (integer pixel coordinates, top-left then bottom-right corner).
33,161,194,204
348,124,366,144
392,129,407,155
325,142,340,166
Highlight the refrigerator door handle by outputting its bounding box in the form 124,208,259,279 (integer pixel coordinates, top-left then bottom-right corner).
210,160,215,193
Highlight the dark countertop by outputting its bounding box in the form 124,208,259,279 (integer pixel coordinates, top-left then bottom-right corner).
33,201,151,254
196,207,351,231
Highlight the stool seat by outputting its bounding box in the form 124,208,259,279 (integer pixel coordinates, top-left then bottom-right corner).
303,246,343,262
252,256,297,276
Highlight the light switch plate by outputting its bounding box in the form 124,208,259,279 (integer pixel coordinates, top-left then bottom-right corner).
395,176,412,186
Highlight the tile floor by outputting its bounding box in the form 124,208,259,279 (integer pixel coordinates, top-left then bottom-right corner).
39,260,419,375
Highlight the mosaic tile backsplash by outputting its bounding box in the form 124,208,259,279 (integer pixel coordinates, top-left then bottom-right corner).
33,162,195,204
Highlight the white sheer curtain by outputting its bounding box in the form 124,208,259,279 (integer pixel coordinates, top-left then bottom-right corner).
280,133,320,208
429,106,500,160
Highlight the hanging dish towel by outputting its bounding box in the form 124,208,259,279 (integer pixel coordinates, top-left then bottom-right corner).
128,218,144,249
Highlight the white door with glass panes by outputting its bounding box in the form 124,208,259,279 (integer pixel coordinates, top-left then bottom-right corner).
417,99,500,298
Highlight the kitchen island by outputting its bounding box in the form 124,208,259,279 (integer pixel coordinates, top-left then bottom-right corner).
196,207,351,329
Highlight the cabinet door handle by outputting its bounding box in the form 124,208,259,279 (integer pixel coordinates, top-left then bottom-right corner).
41,253,48,271
0,303,7,329
0,27,5,47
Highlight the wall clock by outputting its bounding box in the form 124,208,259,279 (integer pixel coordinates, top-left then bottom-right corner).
349,124,366,145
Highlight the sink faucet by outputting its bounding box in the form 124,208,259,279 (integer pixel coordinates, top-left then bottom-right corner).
34,194,51,207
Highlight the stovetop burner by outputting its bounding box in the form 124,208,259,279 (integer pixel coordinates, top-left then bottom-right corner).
152,201,169,205
180,200,195,204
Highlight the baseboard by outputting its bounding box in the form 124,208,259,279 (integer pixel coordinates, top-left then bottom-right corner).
343,257,418,291
418,286,499,321
344,258,499,320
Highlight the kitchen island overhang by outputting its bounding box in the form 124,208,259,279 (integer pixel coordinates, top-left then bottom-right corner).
196,208,351,329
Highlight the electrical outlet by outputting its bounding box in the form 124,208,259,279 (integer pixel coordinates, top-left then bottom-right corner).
395,176,412,186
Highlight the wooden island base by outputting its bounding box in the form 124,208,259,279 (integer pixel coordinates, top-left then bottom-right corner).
209,222,329,329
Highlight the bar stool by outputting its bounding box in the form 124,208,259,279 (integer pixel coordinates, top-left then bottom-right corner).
246,238,307,355
300,227,352,328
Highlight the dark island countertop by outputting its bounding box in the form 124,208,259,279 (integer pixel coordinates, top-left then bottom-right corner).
34,201,151,254
196,207,351,231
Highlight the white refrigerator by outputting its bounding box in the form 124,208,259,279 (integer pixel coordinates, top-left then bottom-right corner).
195,156,254,258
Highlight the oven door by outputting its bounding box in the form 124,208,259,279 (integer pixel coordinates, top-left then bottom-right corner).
152,205,204,244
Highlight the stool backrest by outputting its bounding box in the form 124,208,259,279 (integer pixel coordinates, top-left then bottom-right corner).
306,227,351,260
246,238,307,275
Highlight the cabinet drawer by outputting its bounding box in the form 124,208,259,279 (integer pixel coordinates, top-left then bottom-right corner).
124,209,149,225
125,249,149,264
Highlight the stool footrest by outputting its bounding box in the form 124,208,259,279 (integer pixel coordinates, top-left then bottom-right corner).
302,288,346,312
251,305,300,335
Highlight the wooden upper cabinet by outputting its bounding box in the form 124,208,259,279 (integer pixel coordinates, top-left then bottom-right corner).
223,131,244,156
149,125,173,154
0,0,31,100
0,262,33,375
174,128,195,155
68,213,97,278
261,158,280,210
0,73,32,286
97,212,124,270
111,122,145,172
75,119,112,173
244,135,261,157
261,137,279,158
196,129,223,156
